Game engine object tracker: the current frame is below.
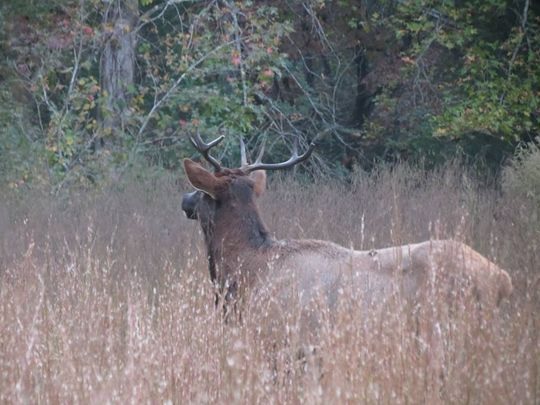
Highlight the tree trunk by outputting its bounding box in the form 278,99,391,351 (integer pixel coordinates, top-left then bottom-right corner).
99,0,138,144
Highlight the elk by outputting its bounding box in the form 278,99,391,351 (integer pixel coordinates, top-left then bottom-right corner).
181,133,513,345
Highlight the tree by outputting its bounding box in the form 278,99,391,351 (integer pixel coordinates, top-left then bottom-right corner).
99,0,138,143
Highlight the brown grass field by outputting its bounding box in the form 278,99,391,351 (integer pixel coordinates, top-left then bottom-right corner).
0,164,538,404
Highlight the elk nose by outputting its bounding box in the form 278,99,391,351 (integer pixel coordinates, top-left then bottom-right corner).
182,191,199,220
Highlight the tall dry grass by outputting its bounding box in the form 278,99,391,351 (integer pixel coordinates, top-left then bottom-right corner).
0,164,538,404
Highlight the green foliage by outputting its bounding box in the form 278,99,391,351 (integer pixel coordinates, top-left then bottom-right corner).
384,0,540,145
0,90,46,190
0,6,47,190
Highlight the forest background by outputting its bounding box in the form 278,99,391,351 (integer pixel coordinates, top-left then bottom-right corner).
0,0,539,192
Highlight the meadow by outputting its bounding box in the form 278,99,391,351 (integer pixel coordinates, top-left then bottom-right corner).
0,164,538,404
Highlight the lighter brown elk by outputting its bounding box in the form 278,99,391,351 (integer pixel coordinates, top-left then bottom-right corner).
181,133,513,348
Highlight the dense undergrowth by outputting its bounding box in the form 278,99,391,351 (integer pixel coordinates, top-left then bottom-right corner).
0,162,538,403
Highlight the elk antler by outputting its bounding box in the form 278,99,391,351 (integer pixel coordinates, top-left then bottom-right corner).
240,137,249,167
240,137,266,167
189,130,224,172
240,137,316,173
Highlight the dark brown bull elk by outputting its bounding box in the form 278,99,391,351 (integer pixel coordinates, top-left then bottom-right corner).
181,133,513,336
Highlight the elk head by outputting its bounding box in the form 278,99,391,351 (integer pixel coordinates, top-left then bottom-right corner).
181,131,315,290
182,132,315,225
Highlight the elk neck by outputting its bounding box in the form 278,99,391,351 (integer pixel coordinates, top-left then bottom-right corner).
201,184,274,290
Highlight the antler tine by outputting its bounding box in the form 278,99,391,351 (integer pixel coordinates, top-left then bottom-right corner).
242,140,316,173
254,138,266,164
240,137,266,168
189,130,224,172
240,137,248,166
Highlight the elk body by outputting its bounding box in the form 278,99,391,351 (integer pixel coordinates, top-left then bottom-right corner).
181,134,513,341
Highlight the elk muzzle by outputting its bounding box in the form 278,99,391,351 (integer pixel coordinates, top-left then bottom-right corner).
182,191,200,220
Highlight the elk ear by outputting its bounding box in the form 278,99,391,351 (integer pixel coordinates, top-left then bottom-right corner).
183,159,220,199
250,170,266,197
